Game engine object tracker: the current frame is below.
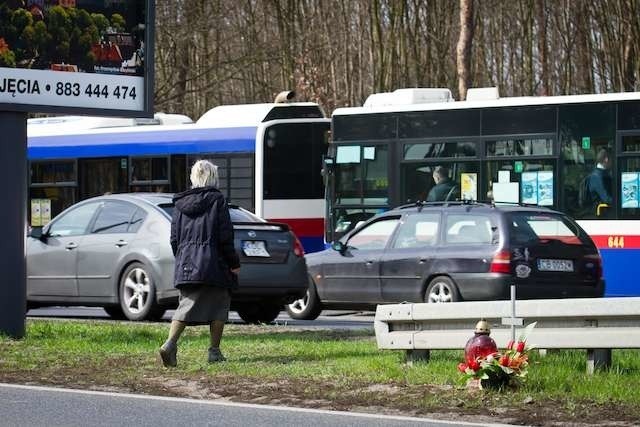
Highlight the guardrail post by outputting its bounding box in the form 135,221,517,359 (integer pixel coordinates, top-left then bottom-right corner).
586,349,612,374
405,349,430,365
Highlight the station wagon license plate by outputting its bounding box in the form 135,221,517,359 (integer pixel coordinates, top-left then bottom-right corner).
242,240,270,257
537,259,573,272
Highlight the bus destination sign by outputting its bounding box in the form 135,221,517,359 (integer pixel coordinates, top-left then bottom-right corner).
0,0,154,117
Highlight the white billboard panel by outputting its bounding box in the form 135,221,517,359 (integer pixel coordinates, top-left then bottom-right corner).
0,0,153,117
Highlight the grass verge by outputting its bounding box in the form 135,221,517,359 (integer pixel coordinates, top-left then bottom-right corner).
1,320,639,426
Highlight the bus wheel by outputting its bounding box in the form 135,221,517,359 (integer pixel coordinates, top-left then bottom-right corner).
425,276,460,303
119,262,163,321
286,277,322,320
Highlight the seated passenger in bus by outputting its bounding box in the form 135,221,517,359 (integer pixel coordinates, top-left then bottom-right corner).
427,166,457,202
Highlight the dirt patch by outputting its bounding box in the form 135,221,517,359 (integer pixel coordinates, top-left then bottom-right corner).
1,366,637,426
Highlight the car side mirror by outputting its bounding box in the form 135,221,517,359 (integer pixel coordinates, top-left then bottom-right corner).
29,227,47,241
331,241,347,254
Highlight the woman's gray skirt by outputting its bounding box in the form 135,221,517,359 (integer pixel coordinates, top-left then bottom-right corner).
172,284,231,325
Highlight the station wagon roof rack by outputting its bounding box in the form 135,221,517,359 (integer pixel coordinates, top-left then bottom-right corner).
396,199,555,212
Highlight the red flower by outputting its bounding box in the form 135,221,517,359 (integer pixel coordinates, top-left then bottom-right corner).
506,340,515,350
457,362,468,373
516,341,526,353
468,359,480,371
499,355,510,366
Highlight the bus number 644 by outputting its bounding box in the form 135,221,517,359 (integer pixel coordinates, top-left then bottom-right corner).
608,236,625,248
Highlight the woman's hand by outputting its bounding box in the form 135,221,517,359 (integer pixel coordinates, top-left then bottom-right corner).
231,267,241,274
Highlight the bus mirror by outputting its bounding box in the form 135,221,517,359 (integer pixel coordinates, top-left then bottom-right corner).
321,156,335,177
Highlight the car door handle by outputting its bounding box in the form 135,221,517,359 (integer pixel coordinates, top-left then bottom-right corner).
365,260,375,265
65,243,78,250
419,258,427,264
115,240,128,247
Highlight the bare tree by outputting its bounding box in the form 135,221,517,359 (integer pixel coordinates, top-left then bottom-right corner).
456,0,474,100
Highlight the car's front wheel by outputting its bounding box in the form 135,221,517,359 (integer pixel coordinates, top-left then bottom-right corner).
236,302,282,324
119,262,164,321
425,276,460,303
286,277,322,320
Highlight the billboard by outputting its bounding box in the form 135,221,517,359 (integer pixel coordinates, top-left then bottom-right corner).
0,0,153,117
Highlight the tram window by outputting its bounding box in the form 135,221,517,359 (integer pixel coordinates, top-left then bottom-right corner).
29,187,76,225
403,142,476,159
171,155,187,192
622,135,640,153
398,110,480,139
131,157,169,183
31,161,76,184
363,145,388,205
483,106,556,135
263,122,327,199
486,160,555,206
333,114,396,141
334,145,389,206
618,101,640,130
401,161,479,203
619,157,640,219
486,138,553,156
335,160,362,205
560,103,615,219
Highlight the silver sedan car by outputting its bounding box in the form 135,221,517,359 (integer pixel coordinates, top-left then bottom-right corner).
27,193,309,323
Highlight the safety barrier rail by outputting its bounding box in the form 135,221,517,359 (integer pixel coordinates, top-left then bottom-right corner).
374,297,640,374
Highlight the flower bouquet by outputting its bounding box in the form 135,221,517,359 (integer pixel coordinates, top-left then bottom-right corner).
458,322,537,390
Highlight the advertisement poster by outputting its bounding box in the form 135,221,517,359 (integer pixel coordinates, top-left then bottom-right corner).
521,172,538,204
0,0,152,115
30,199,42,227
460,172,477,201
622,172,639,208
537,171,554,206
41,198,52,224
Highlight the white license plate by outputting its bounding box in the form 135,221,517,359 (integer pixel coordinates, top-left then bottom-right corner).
537,259,574,272
242,240,270,257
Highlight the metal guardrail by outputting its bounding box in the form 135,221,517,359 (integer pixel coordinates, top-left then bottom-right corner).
374,297,640,373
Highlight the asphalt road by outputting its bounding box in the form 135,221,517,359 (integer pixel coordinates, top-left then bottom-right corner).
27,307,376,330
0,383,511,427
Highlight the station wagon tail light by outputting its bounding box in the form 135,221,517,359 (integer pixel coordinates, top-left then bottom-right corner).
585,253,603,279
292,233,305,257
490,250,511,274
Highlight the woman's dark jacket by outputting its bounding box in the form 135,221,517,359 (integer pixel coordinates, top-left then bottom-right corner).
170,186,240,289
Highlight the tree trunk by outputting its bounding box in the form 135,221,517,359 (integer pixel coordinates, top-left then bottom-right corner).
456,0,474,100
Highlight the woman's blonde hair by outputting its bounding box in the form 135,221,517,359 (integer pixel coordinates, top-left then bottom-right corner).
190,159,219,188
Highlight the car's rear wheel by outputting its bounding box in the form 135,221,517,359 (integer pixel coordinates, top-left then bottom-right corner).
286,277,322,320
236,302,282,324
119,262,164,321
425,276,460,303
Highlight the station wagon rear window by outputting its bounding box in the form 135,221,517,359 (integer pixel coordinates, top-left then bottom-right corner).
509,212,587,245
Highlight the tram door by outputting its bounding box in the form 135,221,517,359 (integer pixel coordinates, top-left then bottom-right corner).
79,158,128,200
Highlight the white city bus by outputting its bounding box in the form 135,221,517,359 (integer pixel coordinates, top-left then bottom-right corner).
326,88,640,297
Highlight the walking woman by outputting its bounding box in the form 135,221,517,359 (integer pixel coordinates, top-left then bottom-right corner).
159,160,240,367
